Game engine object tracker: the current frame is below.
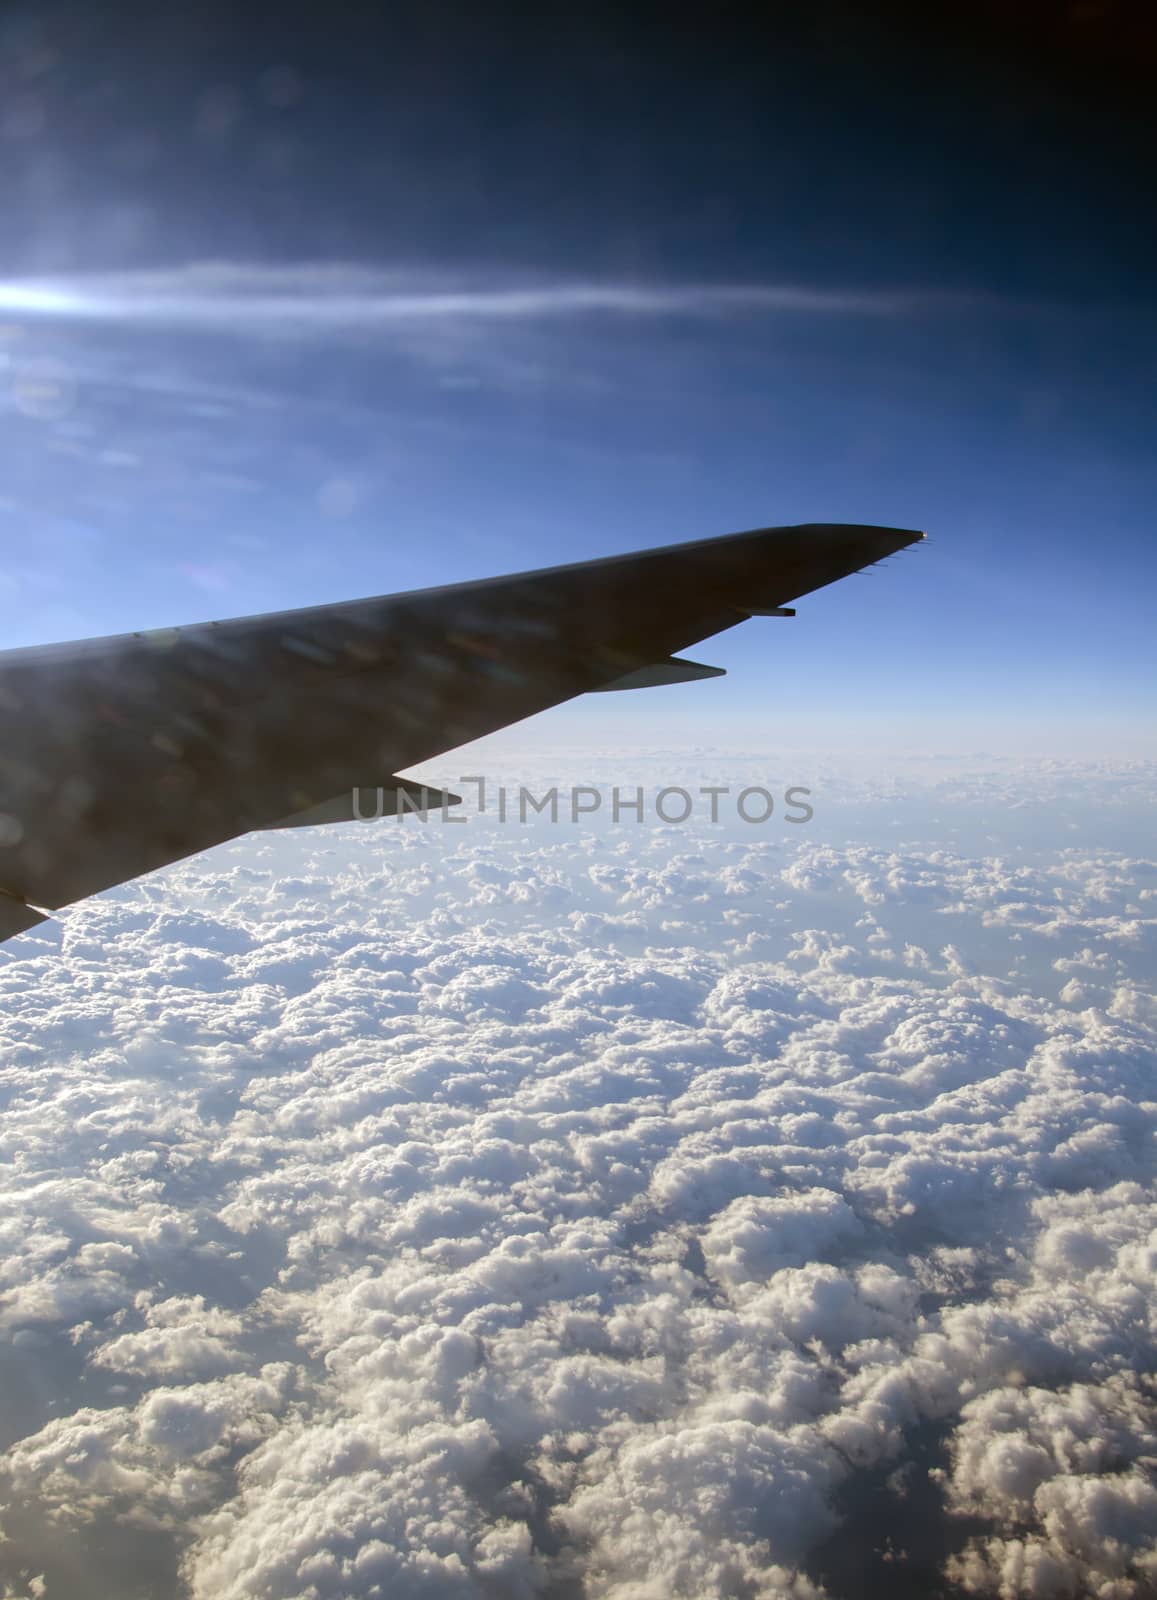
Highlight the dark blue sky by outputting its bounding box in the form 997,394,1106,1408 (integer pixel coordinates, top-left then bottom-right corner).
2,1,1154,294
0,1,1153,748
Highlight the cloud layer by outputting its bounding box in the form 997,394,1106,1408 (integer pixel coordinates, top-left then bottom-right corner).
0,800,1154,1598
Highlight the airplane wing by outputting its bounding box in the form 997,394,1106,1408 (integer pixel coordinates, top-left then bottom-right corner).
0,521,923,938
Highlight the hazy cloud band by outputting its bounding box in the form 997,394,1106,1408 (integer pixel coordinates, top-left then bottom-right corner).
0,263,950,334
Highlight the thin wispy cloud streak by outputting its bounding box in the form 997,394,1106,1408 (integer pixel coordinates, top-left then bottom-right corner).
0,263,954,335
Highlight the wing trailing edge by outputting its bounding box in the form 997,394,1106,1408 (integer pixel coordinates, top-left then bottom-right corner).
592,656,726,692
264,779,462,830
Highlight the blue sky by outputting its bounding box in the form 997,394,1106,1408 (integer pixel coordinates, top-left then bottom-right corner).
0,2,1153,753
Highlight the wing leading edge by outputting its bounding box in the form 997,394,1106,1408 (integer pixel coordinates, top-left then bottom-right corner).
0,521,923,931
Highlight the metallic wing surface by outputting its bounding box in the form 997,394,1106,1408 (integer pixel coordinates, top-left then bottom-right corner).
0,521,923,937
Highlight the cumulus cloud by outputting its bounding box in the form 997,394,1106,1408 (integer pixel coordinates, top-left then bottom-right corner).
89,1295,247,1380
0,794,1154,1598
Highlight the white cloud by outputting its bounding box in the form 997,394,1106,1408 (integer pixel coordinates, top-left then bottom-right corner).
90,1295,247,1379
0,805,1154,1597
0,264,940,337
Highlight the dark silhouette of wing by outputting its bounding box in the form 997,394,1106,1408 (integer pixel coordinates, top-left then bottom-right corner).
0,521,923,931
